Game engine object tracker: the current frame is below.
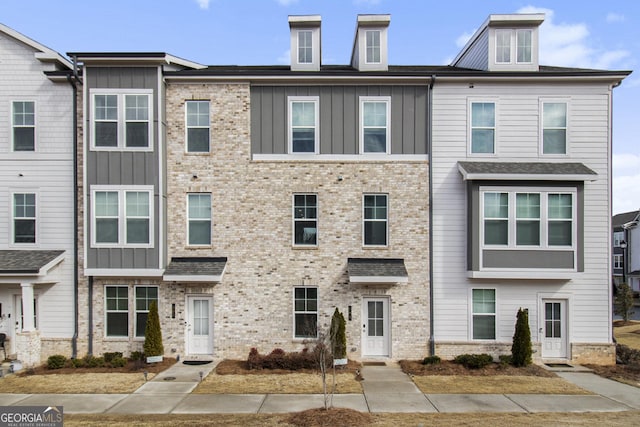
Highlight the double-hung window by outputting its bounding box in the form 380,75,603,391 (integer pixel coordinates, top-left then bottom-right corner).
186,100,210,153
298,30,313,63
364,194,388,246
188,193,211,246
470,102,496,154
472,289,496,340
12,101,35,151
293,194,317,246
614,231,624,247
495,29,532,64
92,90,152,150
13,193,36,244
289,97,319,154
542,102,568,154
135,286,158,337
365,30,381,63
93,187,153,247
496,30,511,63
105,286,128,337
516,30,532,63
482,188,575,248
360,97,390,154
294,287,317,338
614,254,623,269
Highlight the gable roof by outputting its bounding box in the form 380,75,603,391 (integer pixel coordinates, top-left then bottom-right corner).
613,210,640,228
0,23,71,69
0,250,65,276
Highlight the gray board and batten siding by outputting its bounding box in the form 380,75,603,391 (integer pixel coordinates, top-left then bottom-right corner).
251,85,429,155
466,180,585,272
85,67,161,269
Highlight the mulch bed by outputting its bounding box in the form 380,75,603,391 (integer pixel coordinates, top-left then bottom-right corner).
215,359,361,375
17,357,176,376
288,408,372,427
400,359,557,377
585,363,640,386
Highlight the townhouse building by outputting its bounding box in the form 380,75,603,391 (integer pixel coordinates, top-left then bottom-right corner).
431,14,629,364
0,24,77,365
612,209,639,291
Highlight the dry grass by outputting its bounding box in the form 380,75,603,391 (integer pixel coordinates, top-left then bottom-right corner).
64,411,640,427
412,375,592,394
0,372,154,394
193,372,362,394
614,320,640,349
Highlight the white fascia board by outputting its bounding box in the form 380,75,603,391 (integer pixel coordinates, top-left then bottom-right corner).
84,268,164,277
467,270,577,280
457,165,597,182
350,276,408,284
39,252,67,276
253,154,428,162
164,75,432,84
162,275,223,283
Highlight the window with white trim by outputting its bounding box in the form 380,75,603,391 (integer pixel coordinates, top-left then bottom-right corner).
13,193,36,244
135,286,158,337
12,101,35,151
293,194,317,246
105,286,128,337
188,193,211,246
495,29,532,64
470,102,495,154
92,187,153,247
482,188,575,248
288,97,319,153
472,289,496,340
360,97,390,154
92,91,152,150
614,231,624,247
294,287,317,338
186,100,210,153
614,254,623,269
297,30,313,64
542,102,567,154
364,194,388,246
365,30,381,63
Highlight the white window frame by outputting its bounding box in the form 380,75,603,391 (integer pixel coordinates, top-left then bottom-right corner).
365,30,382,64
516,29,533,64
470,288,497,340
134,285,158,338
11,100,36,152
11,191,38,246
297,30,313,64
359,96,391,155
90,89,153,151
480,186,576,250
363,193,388,247
292,193,318,247
187,193,212,247
293,286,318,339
614,254,623,269
495,29,533,65
468,99,497,156
185,100,210,153
540,99,569,156
105,285,129,338
288,96,319,154
91,186,154,248
614,231,624,247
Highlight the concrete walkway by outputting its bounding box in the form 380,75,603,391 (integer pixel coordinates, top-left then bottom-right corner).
0,361,639,414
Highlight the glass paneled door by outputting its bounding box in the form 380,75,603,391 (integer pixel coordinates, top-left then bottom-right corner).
541,299,567,359
186,296,213,355
362,297,390,357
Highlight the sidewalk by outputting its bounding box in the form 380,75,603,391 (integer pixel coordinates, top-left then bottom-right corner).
1,361,639,414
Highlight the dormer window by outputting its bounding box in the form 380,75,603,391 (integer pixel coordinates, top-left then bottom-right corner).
350,15,390,71
366,30,381,63
495,29,532,64
298,30,313,64
289,15,321,71
517,30,532,62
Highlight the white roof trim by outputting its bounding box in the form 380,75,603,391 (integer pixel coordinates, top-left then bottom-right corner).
468,270,577,280
84,268,164,277
0,23,72,69
162,274,223,283
457,164,598,182
349,276,408,284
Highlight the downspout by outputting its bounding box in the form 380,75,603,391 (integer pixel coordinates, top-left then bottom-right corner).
428,75,435,356
88,276,93,356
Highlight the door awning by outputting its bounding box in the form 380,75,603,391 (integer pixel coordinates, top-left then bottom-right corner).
458,161,598,181
348,258,408,284
163,257,227,283
0,250,65,277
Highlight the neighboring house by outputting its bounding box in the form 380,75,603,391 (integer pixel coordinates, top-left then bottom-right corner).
0,24,76,365
431,14,630,364
73,15,432,361
612,210,638,289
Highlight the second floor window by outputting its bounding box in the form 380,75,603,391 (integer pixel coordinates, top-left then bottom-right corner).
471,102,495,154
186,101,210,153
93,187,152,247
542,102,567,154
12,101,35,151
289,97,318,153
364,194,388,246
361,97,390,154
188,193,212,246
614,254,623,269
13,193,36,244
293,194,317,246
614,231,624,247
92,91,152,150
496,29,532,64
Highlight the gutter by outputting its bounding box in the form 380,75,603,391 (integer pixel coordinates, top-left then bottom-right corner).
428,75,435,356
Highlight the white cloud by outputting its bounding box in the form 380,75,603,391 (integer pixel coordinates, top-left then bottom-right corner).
606,13,625,23
456,31,474,48
276,0,299,5
195,0,210,9
613,154,640,214
277,49,290,65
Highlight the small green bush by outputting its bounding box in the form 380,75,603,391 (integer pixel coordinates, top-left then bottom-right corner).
47,354,67,369
83,355,105,368
71,358,86,368
129,351,144,362
511,308,533,367
498,355,512,366
103,352,123,363
144,300,164,357
109,356,127,368
453,353,493,369
617,344,640,365
422,355,441,365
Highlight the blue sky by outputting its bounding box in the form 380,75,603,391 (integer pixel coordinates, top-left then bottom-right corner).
3,0,639,213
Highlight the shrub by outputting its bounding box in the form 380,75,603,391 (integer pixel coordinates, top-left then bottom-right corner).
144,300,164,357
83,355,105,368
47,354,67,370
498,355,512,366
109,356,127,368
330,308,347,360
103,352,123,363
614,282,635,322
129,351,144,362
422,355,441,365
246,345,327,370
617,343,640,365
454,353,493,369
511,308,533,367
247,348,261,370
71,358,86,368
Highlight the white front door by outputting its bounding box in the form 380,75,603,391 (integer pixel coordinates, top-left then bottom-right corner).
541,299,568,359
186,296,213,355
362,297,390,357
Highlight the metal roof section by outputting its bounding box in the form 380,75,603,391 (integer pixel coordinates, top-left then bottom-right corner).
0,22,72,69
348,258,409,284
163,257,227,283
0,250,65,276
458,161,598,181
